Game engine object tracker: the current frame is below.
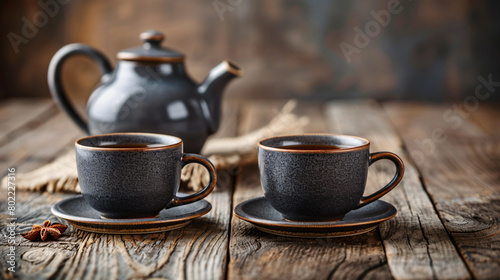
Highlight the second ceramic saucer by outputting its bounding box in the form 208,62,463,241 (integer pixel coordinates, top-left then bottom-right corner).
234,197,396,238
52,194,212,234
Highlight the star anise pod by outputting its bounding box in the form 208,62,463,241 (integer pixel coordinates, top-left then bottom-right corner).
21,220,68,241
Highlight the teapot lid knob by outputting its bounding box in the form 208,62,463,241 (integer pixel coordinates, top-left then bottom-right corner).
140,30,164,46
117,30,184,62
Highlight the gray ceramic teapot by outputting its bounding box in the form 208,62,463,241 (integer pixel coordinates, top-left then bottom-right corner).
48,30,242,153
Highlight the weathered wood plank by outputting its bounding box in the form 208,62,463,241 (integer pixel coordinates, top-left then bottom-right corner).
327,100,471,280
228,101,392,280
0,105,86,279
0,112,84,177
0,102,239,279
468,103,500,141
384,101,500,279
0,99,57,146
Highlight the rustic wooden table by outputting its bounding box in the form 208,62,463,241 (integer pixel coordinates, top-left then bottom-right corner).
0,99,499,279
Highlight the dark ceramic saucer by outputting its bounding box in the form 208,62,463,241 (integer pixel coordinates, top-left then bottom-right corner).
234,197,396,238
51,194,211,234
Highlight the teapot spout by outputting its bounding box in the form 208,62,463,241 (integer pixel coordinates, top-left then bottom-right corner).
198,60,242,134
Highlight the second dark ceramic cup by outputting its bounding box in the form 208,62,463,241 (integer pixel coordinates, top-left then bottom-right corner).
75,133,217,219
258,134,404,222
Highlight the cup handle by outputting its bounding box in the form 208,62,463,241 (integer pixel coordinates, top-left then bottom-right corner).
356,152,405,209
169,153,217,207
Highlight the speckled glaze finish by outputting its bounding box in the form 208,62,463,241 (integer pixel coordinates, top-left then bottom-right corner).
258,134,404,222
75,133,217,219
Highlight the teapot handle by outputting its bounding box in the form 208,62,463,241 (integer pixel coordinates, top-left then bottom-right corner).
47,43,113,134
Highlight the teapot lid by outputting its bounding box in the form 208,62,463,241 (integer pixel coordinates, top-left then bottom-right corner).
117,30,184,63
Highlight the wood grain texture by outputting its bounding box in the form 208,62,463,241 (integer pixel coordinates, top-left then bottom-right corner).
228,101,392,280
0,112,84,178
0,100,239,280
0,99,57,145
0,102,82,193
468,104,500,141
384,102,500,279
1,189,231,280
0,99,81,279
326,100,471,280
1,99,497,279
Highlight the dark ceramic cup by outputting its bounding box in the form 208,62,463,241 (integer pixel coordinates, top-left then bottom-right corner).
75,133,217,219
258,134,404,222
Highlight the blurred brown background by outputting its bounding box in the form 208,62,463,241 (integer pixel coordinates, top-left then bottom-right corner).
1,0,499,102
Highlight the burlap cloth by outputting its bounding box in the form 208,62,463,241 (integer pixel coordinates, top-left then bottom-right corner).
2,101,309,193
